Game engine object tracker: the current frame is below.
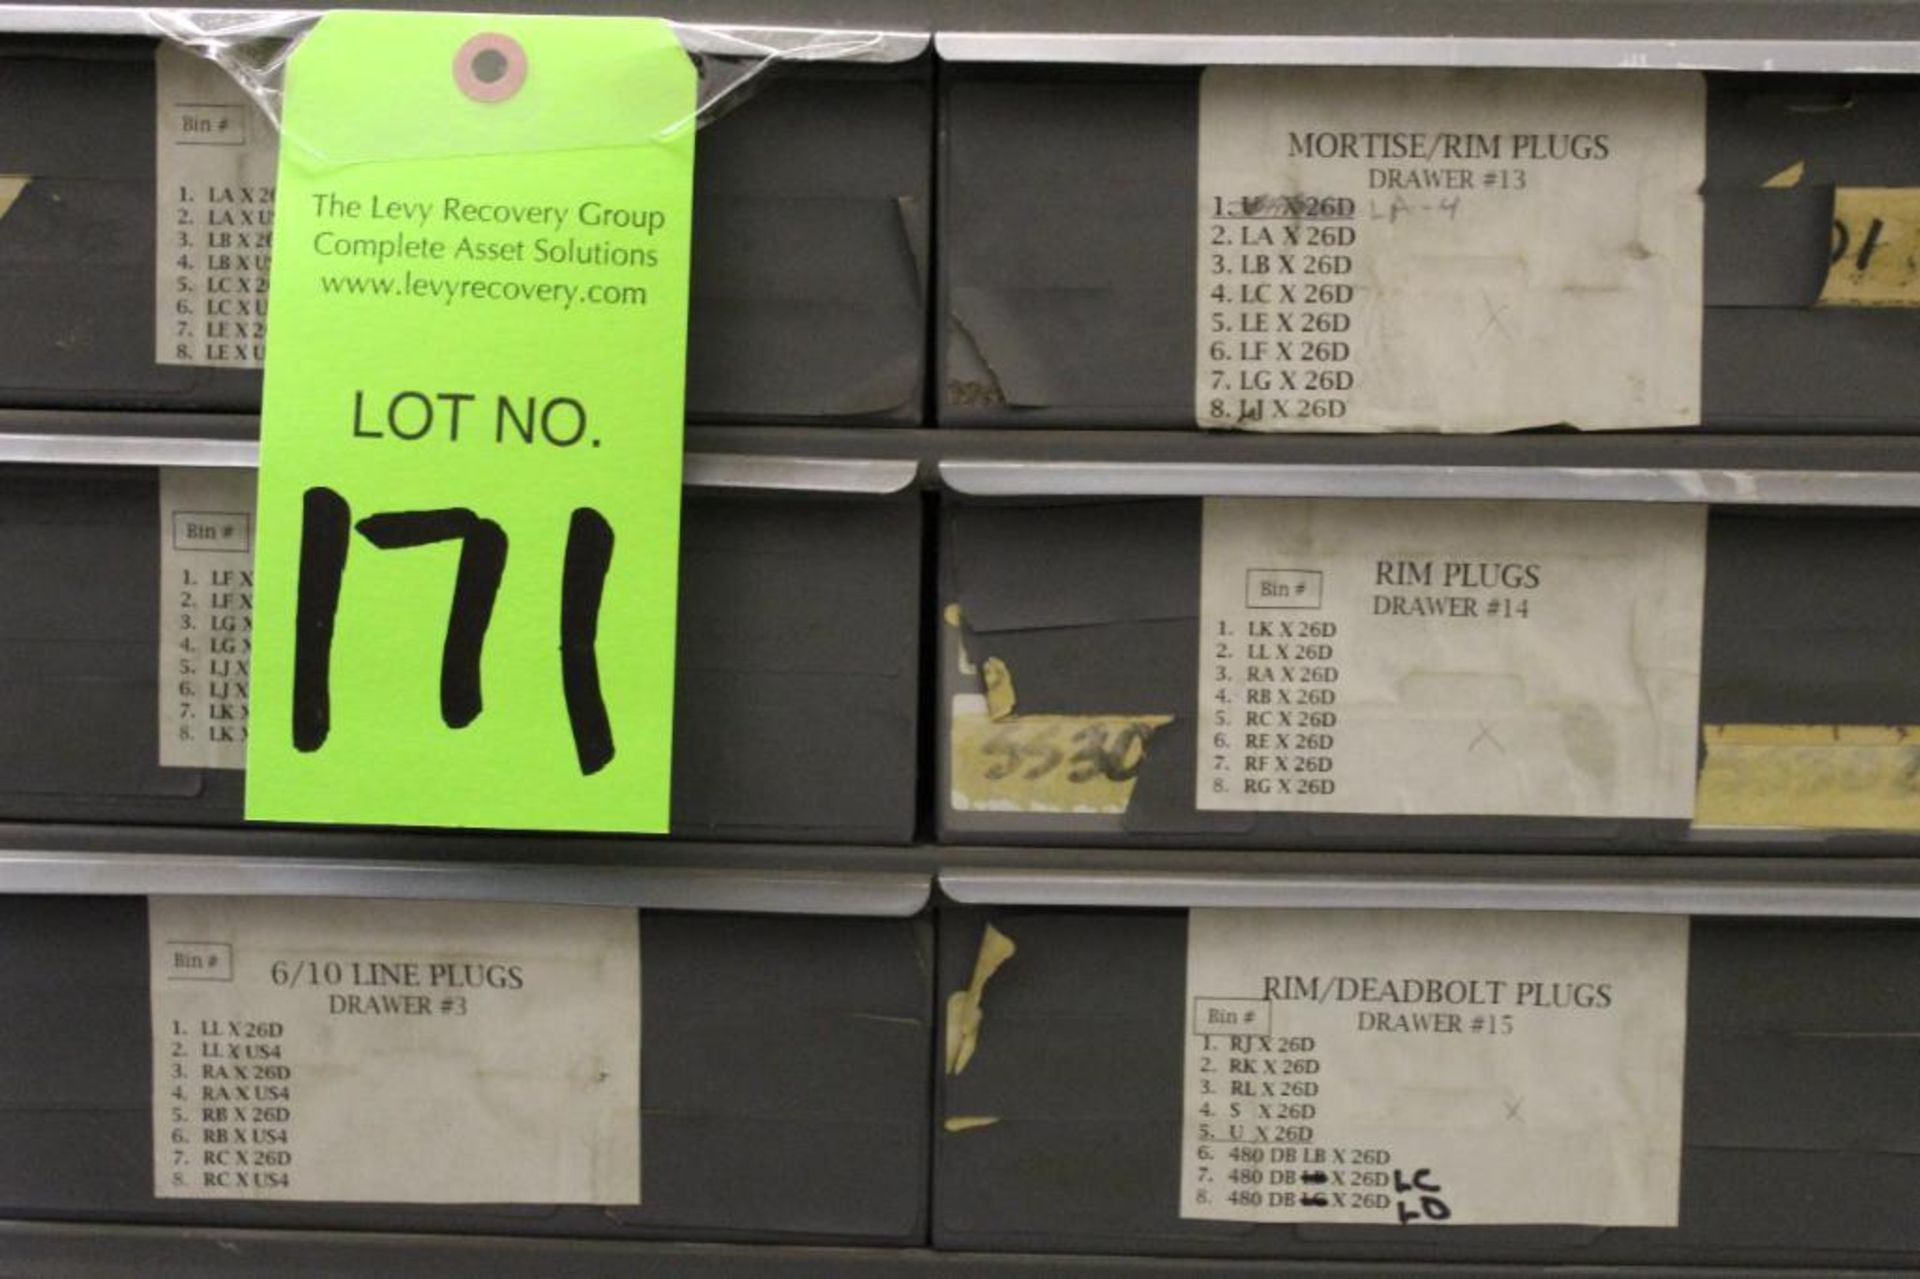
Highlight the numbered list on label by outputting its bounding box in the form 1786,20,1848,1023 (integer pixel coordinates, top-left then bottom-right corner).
159,468,256,769
1197,498,1705,819
1182,908,1688,1226
154,43,276,369
1195,68,1703,432
150,896,640,1203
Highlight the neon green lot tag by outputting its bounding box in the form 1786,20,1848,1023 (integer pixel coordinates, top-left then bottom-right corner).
245,12,695,832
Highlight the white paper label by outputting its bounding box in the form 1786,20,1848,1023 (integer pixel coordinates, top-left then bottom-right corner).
1196,68,1704,432
1197,498,1705,819
1182,909,1688,1226
150,897,640,1203
154,43,276,369
159,468,256,769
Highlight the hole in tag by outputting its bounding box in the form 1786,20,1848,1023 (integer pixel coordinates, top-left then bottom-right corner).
455,33,526,103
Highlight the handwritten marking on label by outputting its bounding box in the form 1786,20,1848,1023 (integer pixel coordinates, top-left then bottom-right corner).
1181,908,1688,1226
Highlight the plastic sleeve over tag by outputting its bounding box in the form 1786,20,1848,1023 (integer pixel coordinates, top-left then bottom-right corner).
144,7,896,147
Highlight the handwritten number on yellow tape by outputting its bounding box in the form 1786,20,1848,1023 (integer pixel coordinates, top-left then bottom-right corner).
1820,188,1920,307
950,710,1172,814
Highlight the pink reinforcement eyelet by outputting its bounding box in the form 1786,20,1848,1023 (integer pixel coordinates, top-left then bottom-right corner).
454,33,527,104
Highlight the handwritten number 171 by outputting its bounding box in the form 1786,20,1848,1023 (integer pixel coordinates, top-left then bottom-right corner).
290,485,616,774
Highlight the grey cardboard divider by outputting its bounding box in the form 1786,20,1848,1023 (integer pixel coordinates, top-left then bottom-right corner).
0,34,929,424
936,904,1920,1264
939,65,1920,431
0,465,922,843
0,894,931,1245
937,496,1920,851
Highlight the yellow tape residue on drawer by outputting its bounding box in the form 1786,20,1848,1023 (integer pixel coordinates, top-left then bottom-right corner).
1696,724,1920,830
1762,159,1805,189
1819,189,1920,307
944,923,1016,1076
